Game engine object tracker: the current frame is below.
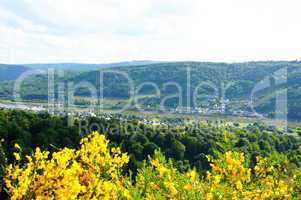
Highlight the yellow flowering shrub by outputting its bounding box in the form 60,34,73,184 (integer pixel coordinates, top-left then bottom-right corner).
4,132,300,200
204,152,297,200
128,150,204,200
132,151,299,200
292,170,301,199
5,132,130,200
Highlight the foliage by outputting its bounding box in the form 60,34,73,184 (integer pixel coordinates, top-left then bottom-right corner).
0,109,80,163
1,61,301,119
0,141,7,193
205,152,295,199
4,132,301,200
0,109,300,176
0,109,300,199
5,132,130,200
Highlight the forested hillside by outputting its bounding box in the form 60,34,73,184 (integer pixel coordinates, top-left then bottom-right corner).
0,109,300,174
0,109,300,199
0,64,29,81
0,61,301,119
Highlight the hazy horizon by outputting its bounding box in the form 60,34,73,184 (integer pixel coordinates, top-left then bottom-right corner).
2,59,301,66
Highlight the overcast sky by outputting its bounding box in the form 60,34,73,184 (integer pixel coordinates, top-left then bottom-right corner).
0,0,300,64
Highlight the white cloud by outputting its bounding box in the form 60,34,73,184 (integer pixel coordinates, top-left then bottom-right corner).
0,0,301,63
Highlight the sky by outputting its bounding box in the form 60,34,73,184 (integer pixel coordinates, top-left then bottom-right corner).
0,0,301,64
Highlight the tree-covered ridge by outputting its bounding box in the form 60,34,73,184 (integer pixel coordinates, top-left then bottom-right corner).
0,110,300,182
0,110,300,170
0,109,300,199
1,61,301,119
0,64,29,82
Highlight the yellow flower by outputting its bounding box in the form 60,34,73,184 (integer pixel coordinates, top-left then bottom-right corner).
186,170,197,182
5,132,130,200
164,181,177,196
151,159,160,167
13,152,21,161
151,183,161,190
4,134,297,200
235,180,242,190
123,189,131,199
14,143,21,150
157,166,168,177
183,183,193,191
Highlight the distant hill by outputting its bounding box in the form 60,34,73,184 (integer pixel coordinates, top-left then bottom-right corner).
0,61,301,120
23,60,161,71
0,64,29,81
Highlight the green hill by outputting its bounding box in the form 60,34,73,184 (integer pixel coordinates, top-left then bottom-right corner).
0,64,29,81
0,61,301,119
